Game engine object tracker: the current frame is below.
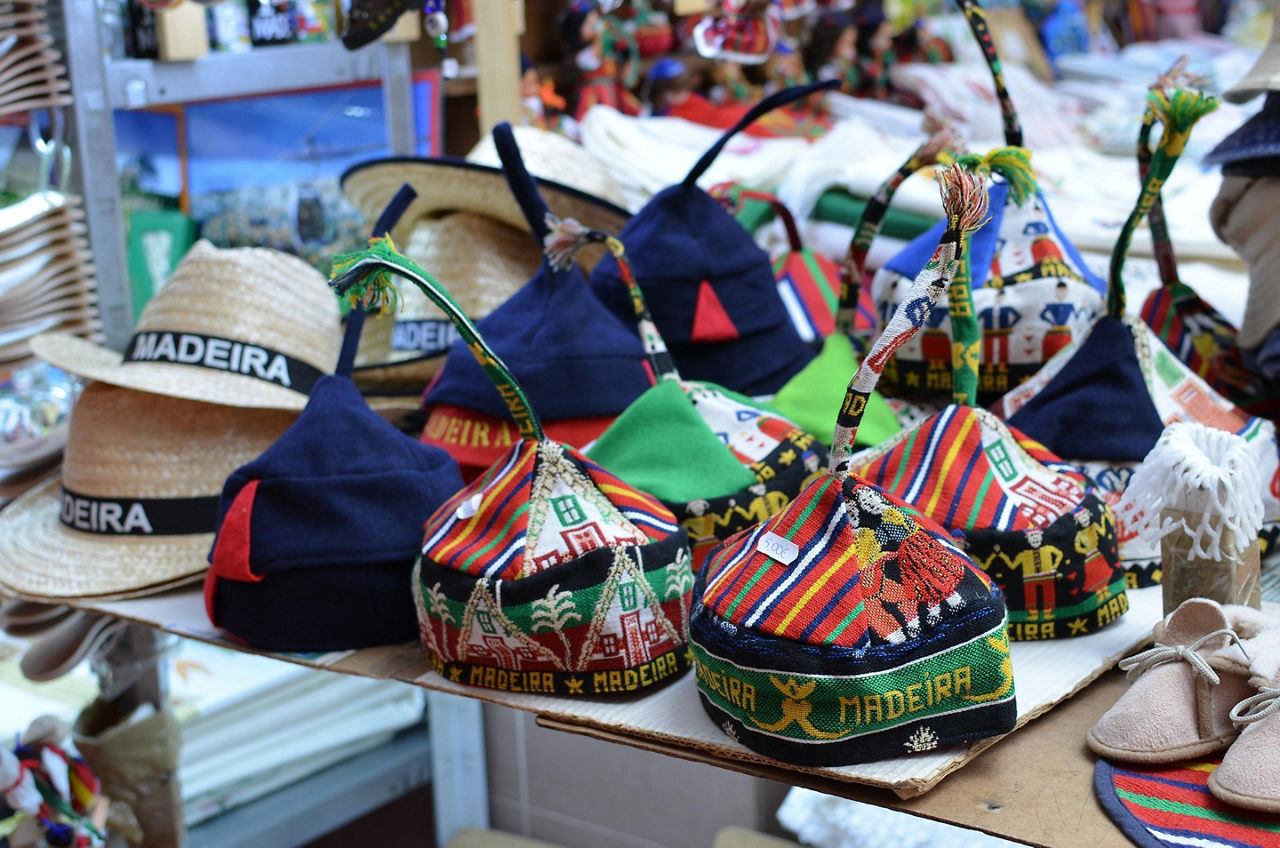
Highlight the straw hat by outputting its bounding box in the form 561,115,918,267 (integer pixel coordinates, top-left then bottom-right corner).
464,125,628,210
32,240,342,410
0,382,296,601
340,154,629,250
1226,0,1280,103
351,211,542,394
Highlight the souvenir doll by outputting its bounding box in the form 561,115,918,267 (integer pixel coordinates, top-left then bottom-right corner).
709,59,757,104
848,3,895,99
763,37,809,94
560,0,642,121
519,53,579,139
692,0,782,65
645,56,695,115
804,13,856,83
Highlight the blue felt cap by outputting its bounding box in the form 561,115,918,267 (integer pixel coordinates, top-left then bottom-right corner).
1205,93,1280,167
589,83,836,396
1005,316,1165,461
423,124,654,421
204,186,465,652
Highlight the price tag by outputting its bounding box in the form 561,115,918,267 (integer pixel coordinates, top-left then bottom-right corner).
455,492,483,520
757,532,799,565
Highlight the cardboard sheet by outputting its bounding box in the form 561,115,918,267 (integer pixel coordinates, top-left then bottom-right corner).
84,585,1164,798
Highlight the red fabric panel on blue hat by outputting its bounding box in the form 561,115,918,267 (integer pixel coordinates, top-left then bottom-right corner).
205,480,263,625
690,280,741,343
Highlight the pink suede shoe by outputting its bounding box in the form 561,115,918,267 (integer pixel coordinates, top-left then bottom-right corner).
1087,598,1255,763
1207,606,1280,813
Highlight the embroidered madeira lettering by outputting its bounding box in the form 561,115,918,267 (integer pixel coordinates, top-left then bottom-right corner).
837,666,973,725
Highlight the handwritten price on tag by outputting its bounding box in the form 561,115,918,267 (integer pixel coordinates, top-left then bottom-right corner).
756,532,799,565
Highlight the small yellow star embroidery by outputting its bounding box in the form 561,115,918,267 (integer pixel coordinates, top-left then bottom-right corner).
1068,618,1089,636
685,647,696,666
566,676,584,694
905,371,922,388
448,666,463,682
778,449,796,466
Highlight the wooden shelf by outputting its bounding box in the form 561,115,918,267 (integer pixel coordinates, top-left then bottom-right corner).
53,584,1183,847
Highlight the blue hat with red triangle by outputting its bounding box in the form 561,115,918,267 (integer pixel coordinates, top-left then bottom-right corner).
589,81,837,397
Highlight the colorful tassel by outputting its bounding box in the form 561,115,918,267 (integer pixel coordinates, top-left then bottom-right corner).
331,234,405,314
542,215,678,379
542,214,609,271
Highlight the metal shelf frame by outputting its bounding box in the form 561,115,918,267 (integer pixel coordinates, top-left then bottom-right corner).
52,3,418,350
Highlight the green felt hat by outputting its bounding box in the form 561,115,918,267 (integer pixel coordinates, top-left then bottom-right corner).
766,333,899,448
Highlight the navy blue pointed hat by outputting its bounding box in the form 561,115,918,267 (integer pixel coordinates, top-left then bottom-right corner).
589,82,837,397
1205,92,1280,175
204,186,466,652
421,123,655,477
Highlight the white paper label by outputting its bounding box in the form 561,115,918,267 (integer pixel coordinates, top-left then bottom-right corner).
455,492,483,521
757,532,799,565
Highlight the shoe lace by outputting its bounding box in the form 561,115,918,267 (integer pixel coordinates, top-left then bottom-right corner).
1230,687,1280,725
1118,628,1250,685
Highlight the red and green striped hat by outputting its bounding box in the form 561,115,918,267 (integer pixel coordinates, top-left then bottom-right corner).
544,220,828,573
331,239,694,698
690,166,1017,766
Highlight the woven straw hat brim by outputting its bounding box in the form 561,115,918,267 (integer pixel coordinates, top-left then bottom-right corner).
465,125,629,210
0,475,211,600
352,354,442,390
1,321,98,367
31,332,311,410
0,219,83,260
2,301,95,329
0,268,95,317
0,259,92,314
340,158,629,248
0,202,77,247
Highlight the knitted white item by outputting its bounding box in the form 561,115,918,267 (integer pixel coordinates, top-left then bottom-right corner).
1117,421,1265,562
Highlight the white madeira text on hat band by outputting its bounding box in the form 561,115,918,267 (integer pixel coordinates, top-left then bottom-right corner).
59,487,220,536
124,330,325,393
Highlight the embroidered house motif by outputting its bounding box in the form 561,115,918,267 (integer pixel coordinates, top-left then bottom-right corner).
415,438,695,696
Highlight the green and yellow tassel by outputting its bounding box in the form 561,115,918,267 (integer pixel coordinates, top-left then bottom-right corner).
330,234,407,315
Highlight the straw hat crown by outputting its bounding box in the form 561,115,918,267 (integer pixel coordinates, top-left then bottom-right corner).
63,382,297,499
33,240,342,410
0,382,297,600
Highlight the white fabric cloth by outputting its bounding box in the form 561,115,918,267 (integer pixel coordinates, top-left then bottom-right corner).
579,105,813,211
777,787,1020,848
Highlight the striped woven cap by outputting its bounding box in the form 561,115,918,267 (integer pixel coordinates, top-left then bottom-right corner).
690,164,1016,766
1095,758,1280,848
691,472,1015,765
853,405,1127,640
329,237,694,699
415,437,693,697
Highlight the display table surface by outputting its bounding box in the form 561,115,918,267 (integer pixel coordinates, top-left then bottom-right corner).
42,583,1191,847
